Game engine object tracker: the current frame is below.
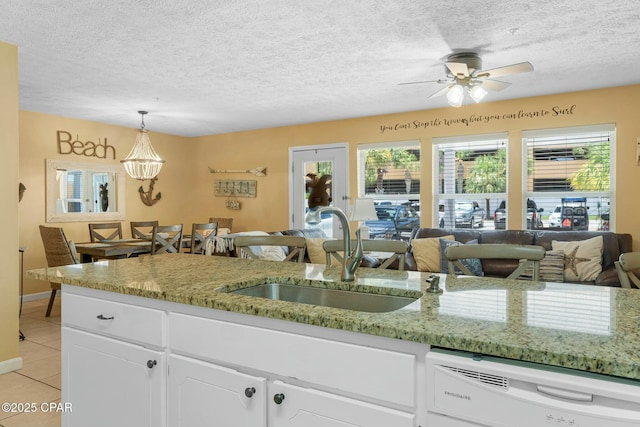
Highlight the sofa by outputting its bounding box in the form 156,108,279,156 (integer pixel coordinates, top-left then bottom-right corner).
406,228,632,287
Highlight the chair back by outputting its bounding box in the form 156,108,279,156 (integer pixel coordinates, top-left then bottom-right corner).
445,244,545,280
323,239,409,271
152,224,184,254
615,252,640,289
39,225,79,317
130,220,159,240
39,225,80,266
89,222,123,242
208,217,233,233
234,235,306,262
190,222,218,254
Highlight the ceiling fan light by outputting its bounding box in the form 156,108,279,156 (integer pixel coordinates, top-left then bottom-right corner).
469,85,488,103
446,85,464,107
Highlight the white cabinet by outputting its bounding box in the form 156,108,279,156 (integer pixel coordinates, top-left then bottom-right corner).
269,381,415,427
62,328,165,427
168,354,267,427
61,286,423,427
62,291,166,427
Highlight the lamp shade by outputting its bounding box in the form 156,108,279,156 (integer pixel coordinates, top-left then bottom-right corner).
121,111,165,180
350,198,378,221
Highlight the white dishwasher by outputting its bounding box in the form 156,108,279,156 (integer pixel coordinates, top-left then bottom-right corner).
426,349,640,426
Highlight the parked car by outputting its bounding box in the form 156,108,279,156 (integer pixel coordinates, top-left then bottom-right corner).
559,197,589,230
548,205,562,228
493,199,543,230
365,204,420,240
454,201,485,228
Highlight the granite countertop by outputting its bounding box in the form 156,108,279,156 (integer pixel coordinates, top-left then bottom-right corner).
27,254,640,381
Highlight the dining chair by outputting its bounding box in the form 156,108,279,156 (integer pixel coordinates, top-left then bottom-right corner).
189,222,218,254
152,224,184,254
615,252,640,289
445,244,545,280
208,217,233,233
39,225,80,317
234,235,306,262
323,239,409,271
88,222,123,242
130,220,159,240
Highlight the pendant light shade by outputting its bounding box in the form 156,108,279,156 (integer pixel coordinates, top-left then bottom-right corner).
121,111,165,180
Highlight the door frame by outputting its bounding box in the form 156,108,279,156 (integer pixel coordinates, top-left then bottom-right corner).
288,143,349,231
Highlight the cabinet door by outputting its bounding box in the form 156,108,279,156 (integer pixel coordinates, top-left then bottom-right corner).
62,327,165,427
168,354,267,427
269,381,414,427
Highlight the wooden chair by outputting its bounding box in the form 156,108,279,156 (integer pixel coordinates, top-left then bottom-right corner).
615,252,640,289
445,244,545,280
88,222,123,242
323,239,409,271
189,222,218,254
234,235,306,262
152,224,184,254
130,220,158,240
208,217,233,233
39,225,80,317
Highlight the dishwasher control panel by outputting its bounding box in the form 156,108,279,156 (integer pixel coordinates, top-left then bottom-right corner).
426,349,640,427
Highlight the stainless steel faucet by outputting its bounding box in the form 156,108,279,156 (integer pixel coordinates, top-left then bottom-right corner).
305,206,363,282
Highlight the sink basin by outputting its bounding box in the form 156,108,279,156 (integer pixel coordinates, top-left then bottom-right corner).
228,283,420,313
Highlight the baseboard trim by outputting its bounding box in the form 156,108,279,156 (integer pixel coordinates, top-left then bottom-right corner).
22,291,51,302
0,356,23,374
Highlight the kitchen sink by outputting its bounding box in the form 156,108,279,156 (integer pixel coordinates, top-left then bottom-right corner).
227,283,420,313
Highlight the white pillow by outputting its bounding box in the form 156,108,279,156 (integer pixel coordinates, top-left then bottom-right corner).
552,236,603,282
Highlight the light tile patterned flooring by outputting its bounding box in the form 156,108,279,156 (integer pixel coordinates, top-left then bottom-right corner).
1,297,61,427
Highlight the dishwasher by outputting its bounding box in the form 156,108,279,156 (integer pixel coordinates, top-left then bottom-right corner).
426,348,640,426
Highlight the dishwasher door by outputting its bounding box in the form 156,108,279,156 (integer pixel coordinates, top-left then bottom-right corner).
426,349,640,427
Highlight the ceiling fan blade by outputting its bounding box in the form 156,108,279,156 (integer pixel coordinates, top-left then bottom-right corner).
428,84,453,99
478,79,511,91
398,80,440,86
445,61,469,77
475,61,533,79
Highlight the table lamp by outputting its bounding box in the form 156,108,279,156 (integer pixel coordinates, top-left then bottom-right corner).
349,198,378,240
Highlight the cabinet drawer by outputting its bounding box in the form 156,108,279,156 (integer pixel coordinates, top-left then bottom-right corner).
63,293,165,347
169,313,415,407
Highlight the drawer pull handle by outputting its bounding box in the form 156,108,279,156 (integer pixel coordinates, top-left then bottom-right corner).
96,314,114,320
273,393,285,405
244,387,256,398
146,360,157,369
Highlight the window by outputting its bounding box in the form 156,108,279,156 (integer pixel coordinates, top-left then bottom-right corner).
357,140,420,240
523,125,615,231
433,133,507,229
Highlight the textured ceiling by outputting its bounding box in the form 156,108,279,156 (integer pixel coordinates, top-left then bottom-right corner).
1,0,640,137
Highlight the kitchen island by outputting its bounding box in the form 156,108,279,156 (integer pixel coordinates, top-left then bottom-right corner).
28,254,640,426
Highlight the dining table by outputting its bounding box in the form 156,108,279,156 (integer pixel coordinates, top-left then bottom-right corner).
74,239,153,262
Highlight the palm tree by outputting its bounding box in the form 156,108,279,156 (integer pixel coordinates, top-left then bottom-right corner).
464,150,507,216
364,148,418,191
570,143,610,191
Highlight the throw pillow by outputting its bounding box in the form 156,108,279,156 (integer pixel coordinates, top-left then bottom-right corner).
306,237,328,264
519,250,565,282
552,236,603,282
440,239,483,276
412,235,454,272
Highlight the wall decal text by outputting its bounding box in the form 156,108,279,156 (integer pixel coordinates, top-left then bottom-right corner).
56,130,116,159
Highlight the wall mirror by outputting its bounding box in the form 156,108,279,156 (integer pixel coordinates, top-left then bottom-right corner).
46,159,126,222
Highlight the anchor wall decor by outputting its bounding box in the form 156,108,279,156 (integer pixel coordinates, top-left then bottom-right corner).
139,177,162,206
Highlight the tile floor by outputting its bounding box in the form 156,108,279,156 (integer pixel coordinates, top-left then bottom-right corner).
1,297,61,427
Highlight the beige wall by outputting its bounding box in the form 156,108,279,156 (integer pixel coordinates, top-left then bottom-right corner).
19,85,640,298
1,41,20,370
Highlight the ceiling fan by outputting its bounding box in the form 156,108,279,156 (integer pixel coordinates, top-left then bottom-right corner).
400,52,533,107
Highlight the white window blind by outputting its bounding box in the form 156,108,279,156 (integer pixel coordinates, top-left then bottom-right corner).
523,124,615,231
357,140,420,200
433,133,507,229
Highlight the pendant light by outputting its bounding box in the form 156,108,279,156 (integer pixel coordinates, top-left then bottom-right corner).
121,111,165,180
